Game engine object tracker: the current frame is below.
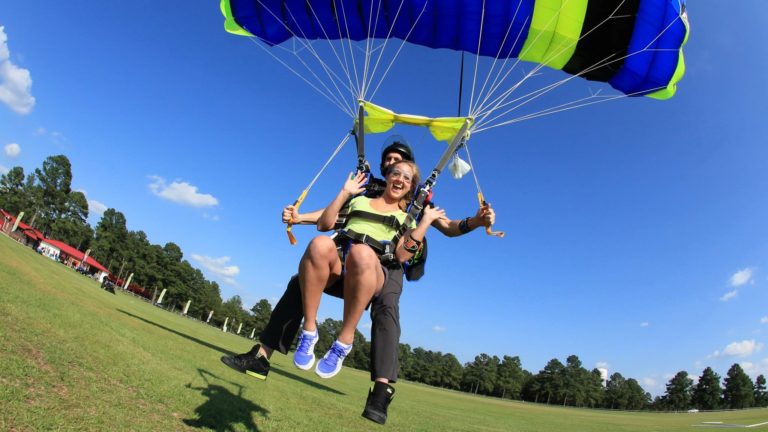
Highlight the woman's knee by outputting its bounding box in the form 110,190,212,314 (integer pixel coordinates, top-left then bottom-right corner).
345,244,379,273
304,236,338,261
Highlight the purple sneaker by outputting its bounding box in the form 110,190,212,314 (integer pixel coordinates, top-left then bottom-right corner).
315,340,352,378
293,329,319,370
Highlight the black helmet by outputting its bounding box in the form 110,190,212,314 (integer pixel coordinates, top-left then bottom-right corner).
380,135,415,176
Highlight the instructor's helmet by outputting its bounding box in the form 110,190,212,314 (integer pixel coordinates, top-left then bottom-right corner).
380,135,415,176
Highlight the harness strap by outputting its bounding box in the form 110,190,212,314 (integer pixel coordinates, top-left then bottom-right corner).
335,230,400,267
341,210,402,230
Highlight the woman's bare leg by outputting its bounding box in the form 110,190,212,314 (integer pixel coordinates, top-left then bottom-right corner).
299,236,341,332
338,244,384,344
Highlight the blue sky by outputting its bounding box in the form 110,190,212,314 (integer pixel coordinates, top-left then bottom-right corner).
2,1,767,396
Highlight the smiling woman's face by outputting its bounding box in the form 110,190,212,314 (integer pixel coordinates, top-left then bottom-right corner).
385,162,414,199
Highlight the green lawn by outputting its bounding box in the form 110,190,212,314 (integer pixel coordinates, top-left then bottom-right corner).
1,233,767,431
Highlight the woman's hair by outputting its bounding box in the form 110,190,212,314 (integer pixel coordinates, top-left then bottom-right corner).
388,160,420,211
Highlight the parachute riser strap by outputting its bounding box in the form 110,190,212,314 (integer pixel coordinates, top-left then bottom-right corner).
387,120,471,255
354,102,367,173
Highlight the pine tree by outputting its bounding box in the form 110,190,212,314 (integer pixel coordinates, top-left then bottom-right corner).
692,367,722,410
754,374,767,408
723,364,755,409
664,371,693,411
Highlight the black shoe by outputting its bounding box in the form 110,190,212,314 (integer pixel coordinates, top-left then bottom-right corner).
220,344,270,380
361,382,395,425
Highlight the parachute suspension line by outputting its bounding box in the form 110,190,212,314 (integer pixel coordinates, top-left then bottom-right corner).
469,1,530,118
463,141,504,238
367,0,430,102
474,27,680,132
334,0,363,99
473,0,647,127
364,0,411,101
245,37,354,118
457,52,465,116
475,0,685,127
248,1,355,116
472,0,591,120
286,133,352,245
473,85,671,134
359,0,379,99
467,0,488,118
304,1,360,105
276,2,356,115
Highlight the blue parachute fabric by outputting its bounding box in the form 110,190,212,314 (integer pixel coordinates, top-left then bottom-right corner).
229,0,534,58
609,0,687,95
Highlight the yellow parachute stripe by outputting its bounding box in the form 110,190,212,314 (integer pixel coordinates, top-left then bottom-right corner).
221,0,254,37
362,101,472,143
519,0,588,70
646,13,690,100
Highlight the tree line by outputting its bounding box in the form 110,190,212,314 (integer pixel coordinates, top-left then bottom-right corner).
4,155,767,412
1,155,226,323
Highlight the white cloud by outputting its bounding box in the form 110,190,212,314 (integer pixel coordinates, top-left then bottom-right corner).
432,325,447,333
191,254,239,285
89,199,107,217
761,316,768,324
640,322,650,327
712,339,764,358
730,268,754,287
596,361,610,369
4,142,20,157
148,175,218,208
0,27,35,115
720,290,738,302
641,377,658,388
741,358,768,379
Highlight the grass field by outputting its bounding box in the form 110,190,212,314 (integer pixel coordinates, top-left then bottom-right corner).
2,233,767,431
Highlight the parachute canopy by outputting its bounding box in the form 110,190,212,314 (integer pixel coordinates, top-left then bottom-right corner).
222,0,688,99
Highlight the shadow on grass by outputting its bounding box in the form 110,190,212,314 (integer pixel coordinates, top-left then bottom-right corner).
116,309,345,396
184,368,268,431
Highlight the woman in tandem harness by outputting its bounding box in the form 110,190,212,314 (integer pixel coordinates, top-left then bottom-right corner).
295,160,445,378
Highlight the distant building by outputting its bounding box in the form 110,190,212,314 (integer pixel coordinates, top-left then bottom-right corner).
0,209,45,248
40,238,110,281
2,208,110,281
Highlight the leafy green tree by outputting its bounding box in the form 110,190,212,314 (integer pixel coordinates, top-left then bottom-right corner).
34,155,73,235
561,355,588,406
461,354,499,395
664,371,693,411
723,363,754,409
604,372,628,409
624,378,651,410
220,295,250,332
49,190,92,248
495,355,526,400
437,353,463,390
538,358,565,404
91,208,129,273
398,343,414,380
0,166,26,214
584,369,605,408
692,367,722,410
249,299,273,336
754,375,768,408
